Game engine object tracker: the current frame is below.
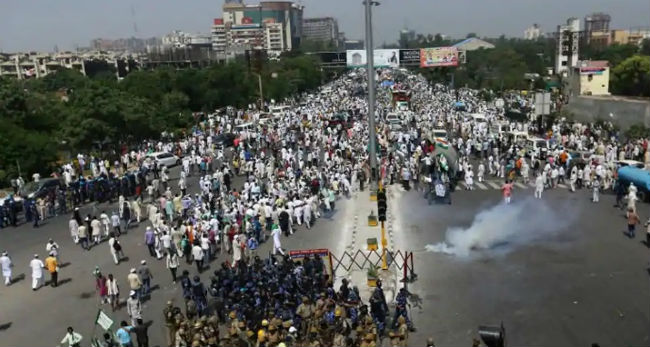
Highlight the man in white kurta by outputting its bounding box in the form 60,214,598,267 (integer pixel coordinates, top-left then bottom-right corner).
29,254,44,290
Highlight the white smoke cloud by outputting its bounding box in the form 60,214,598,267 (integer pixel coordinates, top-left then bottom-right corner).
426,198,571,257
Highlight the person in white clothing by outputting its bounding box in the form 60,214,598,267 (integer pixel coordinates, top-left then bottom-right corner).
46,239,60,262
60,326,83,347
271,225,285,255
108,234,124,264
465,167,474,190
29,254,44,290
100,211,111,236
534,174,544,199
477,162,485,183
592,178,601,202
69,217,79,244
0,252,13,285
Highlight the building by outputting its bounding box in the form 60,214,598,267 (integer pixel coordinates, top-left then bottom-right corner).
90,37,160,53
569,60,609,96
0,52,86,79
211,19,228,53
589,30,611,48
303,17,339,47
608,28,650,46
524,24,542,40
627,28,650,46
555,17,580,76
584,13,611,47
212,0,304,57
610,29,630,45
0,51,145,79
452,37,495,51
584,13,611,35
399,28,416,47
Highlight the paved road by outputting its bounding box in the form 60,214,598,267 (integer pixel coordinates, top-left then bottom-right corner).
391,183,650,346
0,165,353,347
2,166,649,346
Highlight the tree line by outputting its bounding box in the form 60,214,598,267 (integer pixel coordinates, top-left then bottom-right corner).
0,55,325,185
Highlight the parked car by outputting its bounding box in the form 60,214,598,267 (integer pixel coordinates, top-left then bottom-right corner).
146,152,180,168
213,133,236,149
19,178,61,200
385,113,401,125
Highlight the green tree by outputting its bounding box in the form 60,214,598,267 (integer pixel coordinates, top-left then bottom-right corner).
640,39,650,56
610,55,650,97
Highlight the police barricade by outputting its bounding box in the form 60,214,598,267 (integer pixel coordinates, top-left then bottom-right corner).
329,249,417,284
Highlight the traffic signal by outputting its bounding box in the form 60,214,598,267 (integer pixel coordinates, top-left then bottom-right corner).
377,189,387,222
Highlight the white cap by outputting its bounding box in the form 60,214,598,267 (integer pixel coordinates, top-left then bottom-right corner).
289,326,297,333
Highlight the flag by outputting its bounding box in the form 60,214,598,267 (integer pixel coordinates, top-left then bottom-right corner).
435,138,449,150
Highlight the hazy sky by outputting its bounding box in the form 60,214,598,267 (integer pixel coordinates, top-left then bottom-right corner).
1,0,649,52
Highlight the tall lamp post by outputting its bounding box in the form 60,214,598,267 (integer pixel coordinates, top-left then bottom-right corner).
364,0,380,185
364,0,389,271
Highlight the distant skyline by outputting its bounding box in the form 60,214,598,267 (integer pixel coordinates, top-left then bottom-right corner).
1,0,649,52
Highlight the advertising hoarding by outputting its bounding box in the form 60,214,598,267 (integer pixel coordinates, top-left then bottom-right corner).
346,49,400,68
420,47,459,67
318,52,347,64
399,49,421,64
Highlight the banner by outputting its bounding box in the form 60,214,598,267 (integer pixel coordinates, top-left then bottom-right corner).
346,49,400,68
420,47,459,67
95,309,113,331
318,52,346,64
399,49,420,64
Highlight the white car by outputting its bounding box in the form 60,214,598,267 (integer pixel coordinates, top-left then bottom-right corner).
386,113,401,124
147,152,180,168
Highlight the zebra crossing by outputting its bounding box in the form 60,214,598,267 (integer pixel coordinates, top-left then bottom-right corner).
462,180,572,191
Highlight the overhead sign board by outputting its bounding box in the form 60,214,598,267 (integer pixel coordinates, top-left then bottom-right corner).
399,49,420,64
318,52,347,64
346,49,400,68
420,47,459,67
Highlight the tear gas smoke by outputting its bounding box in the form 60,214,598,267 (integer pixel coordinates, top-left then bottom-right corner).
426,198,570,257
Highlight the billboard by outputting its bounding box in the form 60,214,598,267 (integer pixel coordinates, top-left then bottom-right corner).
399,49,421,64
346,49,400,68
318,52,347,64
420,47,459,67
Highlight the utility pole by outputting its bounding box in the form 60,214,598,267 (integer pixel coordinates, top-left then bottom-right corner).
364,0,379,185
258,73,264,111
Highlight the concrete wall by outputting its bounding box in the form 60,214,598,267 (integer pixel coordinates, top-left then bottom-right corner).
565,95,650,130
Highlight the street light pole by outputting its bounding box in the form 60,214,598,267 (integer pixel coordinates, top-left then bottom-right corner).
257,73,264,111
364,0,379,184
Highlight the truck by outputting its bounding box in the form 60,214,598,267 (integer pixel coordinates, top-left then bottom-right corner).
617,166,650,202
